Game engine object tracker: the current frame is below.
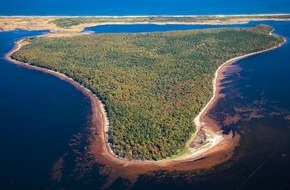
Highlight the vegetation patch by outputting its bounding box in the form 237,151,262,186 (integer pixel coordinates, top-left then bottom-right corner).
50,15,290,28
12,26,283,160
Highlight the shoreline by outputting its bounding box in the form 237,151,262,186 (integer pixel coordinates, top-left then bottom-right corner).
1,13,290,18
5,28,287,187
188,29,287,160
1,15,290,35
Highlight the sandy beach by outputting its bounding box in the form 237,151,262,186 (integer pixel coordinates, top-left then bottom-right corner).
5,28,286,188
1,14,290,36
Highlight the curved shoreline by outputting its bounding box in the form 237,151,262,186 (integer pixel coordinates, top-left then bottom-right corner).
189,30,287,159
5,29,286,186
5,38,237,164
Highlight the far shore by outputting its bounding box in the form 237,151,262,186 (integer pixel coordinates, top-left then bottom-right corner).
1,14,290,38
5,25,287,188
1,13,290,18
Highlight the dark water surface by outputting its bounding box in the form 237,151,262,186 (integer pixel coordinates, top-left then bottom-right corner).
1,0,290,16
0,31,98,189
1,22,290,189
205,21,290,190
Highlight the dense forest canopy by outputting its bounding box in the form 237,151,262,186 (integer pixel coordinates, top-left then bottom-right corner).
12,25,283,160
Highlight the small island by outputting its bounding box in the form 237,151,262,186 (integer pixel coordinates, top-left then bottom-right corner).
10,25,283,161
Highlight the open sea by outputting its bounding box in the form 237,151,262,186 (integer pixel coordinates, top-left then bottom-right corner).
0,0,290,16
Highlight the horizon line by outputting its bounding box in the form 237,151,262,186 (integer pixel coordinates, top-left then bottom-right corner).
1,13,290,18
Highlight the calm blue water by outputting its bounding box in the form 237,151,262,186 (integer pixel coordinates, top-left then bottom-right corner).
84,23,254,33
1,0,290,16
0,31,96,189
1,21,290,189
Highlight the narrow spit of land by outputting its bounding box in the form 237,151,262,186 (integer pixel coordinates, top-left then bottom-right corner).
6,24,285,187
1,14,290,37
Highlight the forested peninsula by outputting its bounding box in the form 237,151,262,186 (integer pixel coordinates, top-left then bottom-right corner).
11,25,283,160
